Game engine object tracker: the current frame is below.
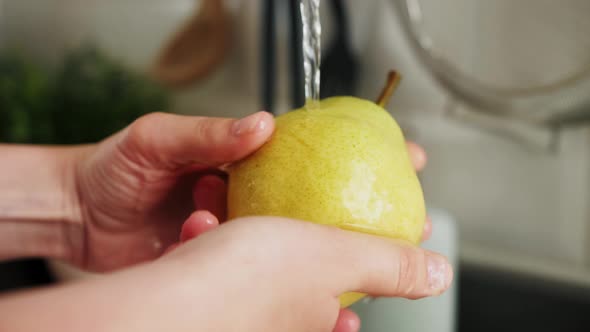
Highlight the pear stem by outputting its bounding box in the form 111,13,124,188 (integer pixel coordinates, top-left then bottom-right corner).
376,71,402,108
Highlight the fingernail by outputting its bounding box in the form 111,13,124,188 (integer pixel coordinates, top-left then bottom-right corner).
202,214,217,226
232,112,267,136
427,255,452,292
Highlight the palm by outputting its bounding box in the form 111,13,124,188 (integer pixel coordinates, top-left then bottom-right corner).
75,140,197,271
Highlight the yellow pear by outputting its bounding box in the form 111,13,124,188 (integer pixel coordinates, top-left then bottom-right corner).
227,72,425,307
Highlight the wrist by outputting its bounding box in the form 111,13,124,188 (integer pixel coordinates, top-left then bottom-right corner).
0,144,87,261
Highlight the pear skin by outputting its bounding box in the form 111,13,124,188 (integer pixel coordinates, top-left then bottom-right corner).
228,74,425,307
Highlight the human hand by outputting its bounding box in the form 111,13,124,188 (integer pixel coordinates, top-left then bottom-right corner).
66,112,275,271
158,215,452,332
170,210,365,332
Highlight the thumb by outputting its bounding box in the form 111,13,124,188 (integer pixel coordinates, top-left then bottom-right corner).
329,231,453,300
121,112,274,170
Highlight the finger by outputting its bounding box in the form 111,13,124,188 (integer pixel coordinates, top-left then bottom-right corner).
333,309,361,332
123,111,274,170
329,229,453,299
162,210,219,256
193,174,228,222
406,141,427,171
180,210,220,242
421,215,432,242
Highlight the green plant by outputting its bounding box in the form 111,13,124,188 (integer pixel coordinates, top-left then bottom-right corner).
0,52,51,143
0,45,170,144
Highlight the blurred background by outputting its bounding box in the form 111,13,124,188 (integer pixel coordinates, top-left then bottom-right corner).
2,0,590,331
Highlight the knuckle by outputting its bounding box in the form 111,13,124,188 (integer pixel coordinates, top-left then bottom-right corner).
120,112,169,167
192,117,235,163
395,247,421,296
193,117,218,142
127,112,166,145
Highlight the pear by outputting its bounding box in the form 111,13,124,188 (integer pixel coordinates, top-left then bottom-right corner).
227,72,425,307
